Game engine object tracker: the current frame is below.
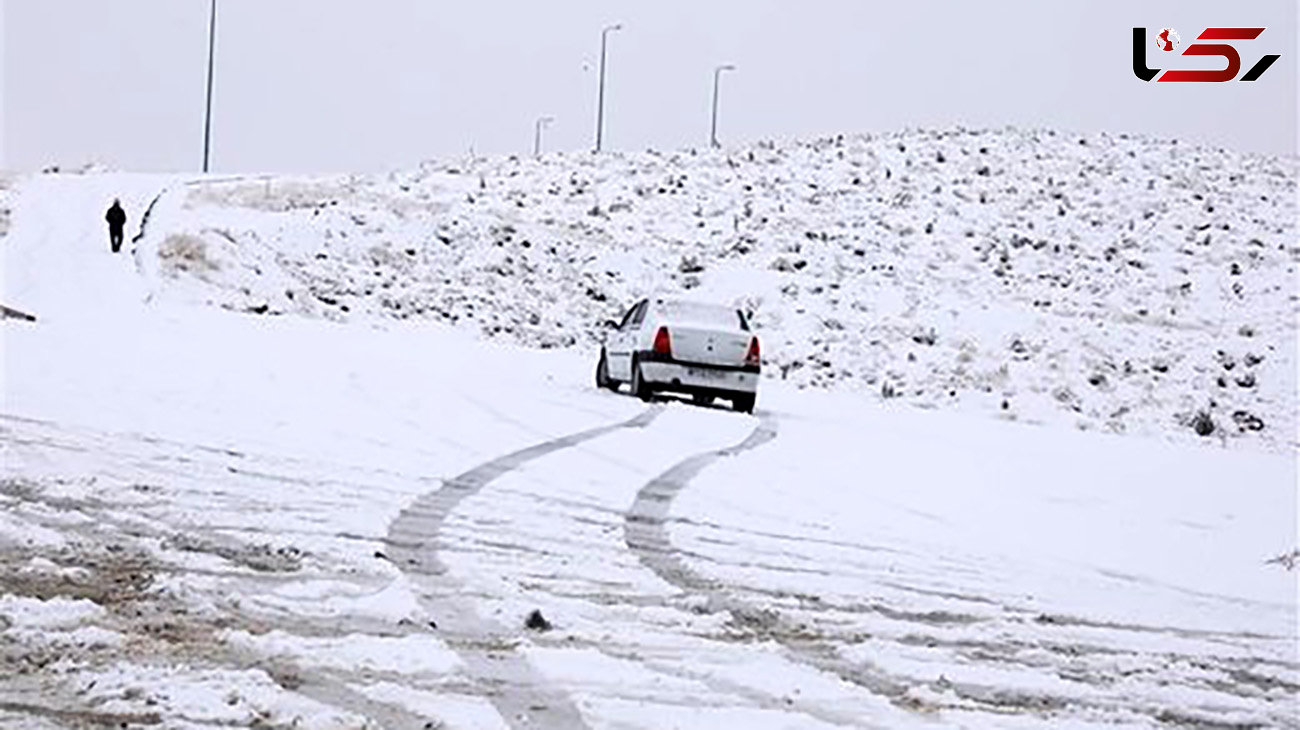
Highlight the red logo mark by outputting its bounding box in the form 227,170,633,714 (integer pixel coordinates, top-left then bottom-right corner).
1132,27,1280,82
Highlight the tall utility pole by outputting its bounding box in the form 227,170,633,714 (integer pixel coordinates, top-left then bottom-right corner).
202,0,218,173
594,23,622,152
710,64,735,148
534,116,554,158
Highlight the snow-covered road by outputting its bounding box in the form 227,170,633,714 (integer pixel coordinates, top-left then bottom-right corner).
0,168,1295,729
386,406,664,729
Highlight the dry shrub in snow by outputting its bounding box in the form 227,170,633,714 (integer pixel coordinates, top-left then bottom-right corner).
158,234,219,275
1191,410,1216,437
1265,549,1300,571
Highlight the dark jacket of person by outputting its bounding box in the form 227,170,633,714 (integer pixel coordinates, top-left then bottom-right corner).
105,202,126,231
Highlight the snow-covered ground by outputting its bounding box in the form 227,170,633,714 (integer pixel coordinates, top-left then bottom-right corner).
130,128,1298,453
0,131,1297,729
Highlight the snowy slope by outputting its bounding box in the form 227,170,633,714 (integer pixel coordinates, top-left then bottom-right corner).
130,128,1298,453
0,139,1296,729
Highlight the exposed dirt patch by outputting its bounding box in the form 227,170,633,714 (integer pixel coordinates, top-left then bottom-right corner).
0,542,155,607
163,532,305,573
0,700,161,727
0,477,271,670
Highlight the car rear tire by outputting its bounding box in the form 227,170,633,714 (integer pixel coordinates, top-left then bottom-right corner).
631,356,653,402
596,349,618,391
732,393,755,414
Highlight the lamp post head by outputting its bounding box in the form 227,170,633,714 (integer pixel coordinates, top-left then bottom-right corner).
604,23,622,34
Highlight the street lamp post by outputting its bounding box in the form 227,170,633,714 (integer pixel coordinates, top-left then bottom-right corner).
202,0,218,173
710,64,735,149
534,116,554,158
594,23,622,152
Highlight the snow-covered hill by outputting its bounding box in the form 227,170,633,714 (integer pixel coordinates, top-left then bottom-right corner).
1,141,1296,729
136,128,1299,453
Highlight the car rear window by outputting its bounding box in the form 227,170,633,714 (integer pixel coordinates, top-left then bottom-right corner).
658,301,749,331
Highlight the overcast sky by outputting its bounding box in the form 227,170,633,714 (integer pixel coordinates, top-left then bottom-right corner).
2,0,1296,173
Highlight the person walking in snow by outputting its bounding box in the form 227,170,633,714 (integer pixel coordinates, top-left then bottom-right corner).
105,199,127,253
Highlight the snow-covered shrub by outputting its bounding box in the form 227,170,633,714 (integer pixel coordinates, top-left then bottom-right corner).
158,234,219,276
1191,410,1216,437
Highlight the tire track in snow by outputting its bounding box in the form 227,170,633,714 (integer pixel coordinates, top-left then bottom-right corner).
622,417,1293,724
623,413,913,707
624,415,1300,725
385,405,661,730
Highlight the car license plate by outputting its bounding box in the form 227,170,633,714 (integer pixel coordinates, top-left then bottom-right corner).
689,367,726,381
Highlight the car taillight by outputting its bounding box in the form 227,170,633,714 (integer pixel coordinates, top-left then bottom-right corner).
745,337,761,366
653,326,672,356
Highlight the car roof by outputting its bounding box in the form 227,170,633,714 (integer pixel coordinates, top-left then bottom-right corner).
651,297,733,310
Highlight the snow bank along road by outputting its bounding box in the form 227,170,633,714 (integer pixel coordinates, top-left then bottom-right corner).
0,165,1296,728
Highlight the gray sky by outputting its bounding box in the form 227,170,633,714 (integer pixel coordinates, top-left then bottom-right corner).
2,0,1296,173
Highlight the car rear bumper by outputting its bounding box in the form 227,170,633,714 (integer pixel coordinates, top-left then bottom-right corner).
637,353,759,395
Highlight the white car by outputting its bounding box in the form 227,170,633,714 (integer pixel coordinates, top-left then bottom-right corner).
595,297,761,413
